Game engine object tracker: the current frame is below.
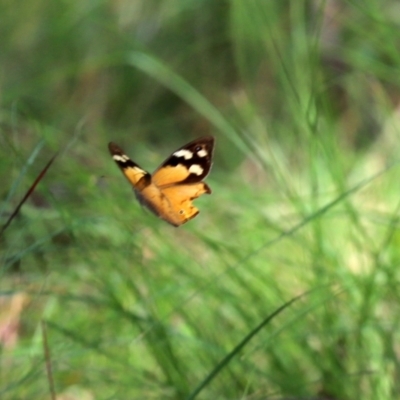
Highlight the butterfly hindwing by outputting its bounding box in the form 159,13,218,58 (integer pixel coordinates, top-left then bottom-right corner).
160,182,211,224
108,137,215,226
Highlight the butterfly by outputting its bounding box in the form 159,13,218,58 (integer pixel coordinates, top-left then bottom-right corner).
108,136,215,227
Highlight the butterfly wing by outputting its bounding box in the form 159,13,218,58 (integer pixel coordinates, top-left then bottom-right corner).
108,142,151,190
158,182,211,225
152,136,215,187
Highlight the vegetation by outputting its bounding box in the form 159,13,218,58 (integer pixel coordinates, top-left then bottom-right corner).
2,0,400,399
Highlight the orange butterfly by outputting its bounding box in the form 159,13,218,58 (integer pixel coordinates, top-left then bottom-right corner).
108,137,215,226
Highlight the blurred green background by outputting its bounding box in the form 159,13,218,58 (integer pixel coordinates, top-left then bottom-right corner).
2,0,400,399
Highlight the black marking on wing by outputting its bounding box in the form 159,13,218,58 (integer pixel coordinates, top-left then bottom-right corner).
155,136,215,184
108,142,152,187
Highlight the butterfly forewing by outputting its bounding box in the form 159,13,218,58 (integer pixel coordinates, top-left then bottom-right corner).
152,136,214,187
108,142,151,190
108,137,215,226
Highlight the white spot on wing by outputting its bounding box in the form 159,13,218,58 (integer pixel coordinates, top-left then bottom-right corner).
197,149,208,157
174,149,193,160
189,164,203,175
113,154,130,162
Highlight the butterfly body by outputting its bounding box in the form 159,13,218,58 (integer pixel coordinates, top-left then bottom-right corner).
108,137,214,226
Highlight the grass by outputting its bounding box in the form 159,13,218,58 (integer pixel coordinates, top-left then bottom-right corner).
2,0,400,399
